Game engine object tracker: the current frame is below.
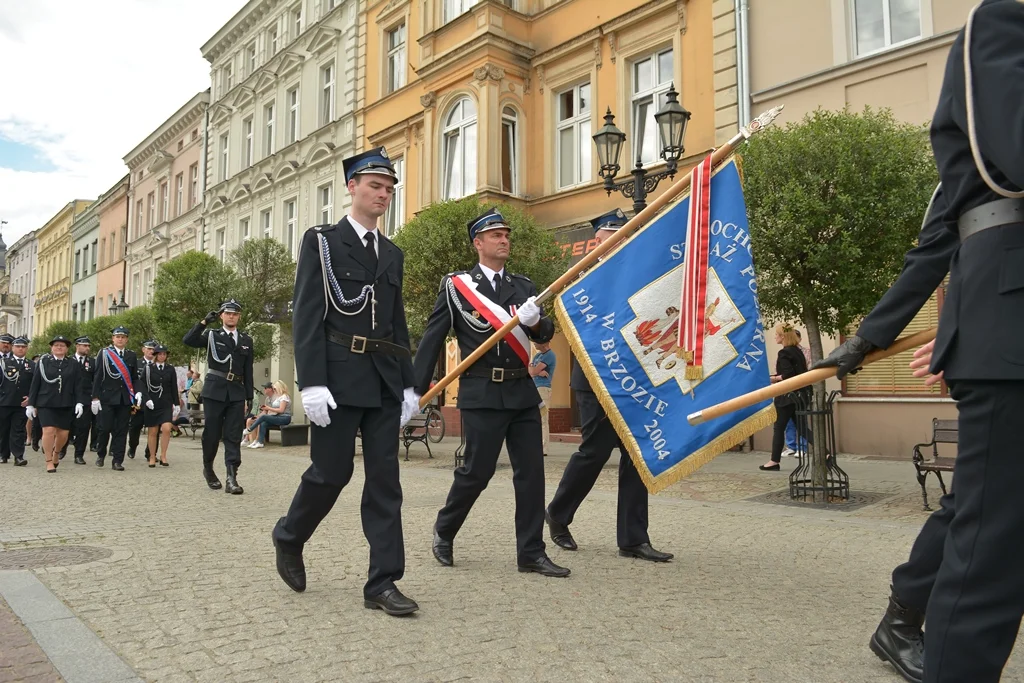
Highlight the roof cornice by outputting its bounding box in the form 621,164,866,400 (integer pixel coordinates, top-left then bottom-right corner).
123,91,210,168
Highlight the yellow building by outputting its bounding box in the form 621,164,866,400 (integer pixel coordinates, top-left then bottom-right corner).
34,200,92,337
362,0,738,433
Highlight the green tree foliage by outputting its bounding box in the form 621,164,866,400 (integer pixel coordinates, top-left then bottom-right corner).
392,197,570,342
28,321,79,358
228,238,296,360
78,308,158,356
151,252,238,362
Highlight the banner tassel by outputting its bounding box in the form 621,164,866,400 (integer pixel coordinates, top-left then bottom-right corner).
685,365,704,380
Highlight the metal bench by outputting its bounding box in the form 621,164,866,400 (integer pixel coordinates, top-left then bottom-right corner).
401,412,434,461
912,418,957,511
267,422,309,446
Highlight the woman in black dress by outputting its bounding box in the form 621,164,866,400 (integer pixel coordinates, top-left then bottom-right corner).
760,324,811,471
26,336,88,473
142,345,179,467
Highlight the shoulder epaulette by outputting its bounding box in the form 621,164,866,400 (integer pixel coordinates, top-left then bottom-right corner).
311,223,336,233
509,272,532,282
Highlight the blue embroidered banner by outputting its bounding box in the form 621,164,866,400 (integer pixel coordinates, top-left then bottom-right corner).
555,158,775,493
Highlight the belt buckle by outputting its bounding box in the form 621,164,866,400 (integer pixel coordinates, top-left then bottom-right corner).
351,335,368,354
225,372,235,381
491,368,505,383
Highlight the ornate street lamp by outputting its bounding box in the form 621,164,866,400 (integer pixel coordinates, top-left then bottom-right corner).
109,293,129,316
592,83,692,215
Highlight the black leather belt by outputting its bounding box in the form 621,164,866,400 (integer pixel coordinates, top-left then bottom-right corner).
326,329,410,357
207,369,243,384
958,197,1024,241
465,367,530,383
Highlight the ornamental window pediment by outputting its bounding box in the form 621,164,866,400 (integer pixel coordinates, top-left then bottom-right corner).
231,86,256,110
252,173,273,192
254,69,278,95
209,102,232,126
305,26,341,58
278,51,305,78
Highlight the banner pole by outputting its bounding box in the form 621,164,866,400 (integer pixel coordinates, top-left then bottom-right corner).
418,106,786,409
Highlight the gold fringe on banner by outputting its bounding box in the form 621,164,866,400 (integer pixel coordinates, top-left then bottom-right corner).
685,365,703,380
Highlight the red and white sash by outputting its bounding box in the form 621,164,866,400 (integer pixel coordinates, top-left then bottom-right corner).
451,273,532,367
678,153,714,380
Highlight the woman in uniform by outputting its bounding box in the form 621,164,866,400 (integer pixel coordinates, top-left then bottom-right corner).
142,345,179,467
26,336,87,473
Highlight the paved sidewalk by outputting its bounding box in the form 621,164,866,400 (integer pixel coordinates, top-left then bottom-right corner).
1,435,1022,682
0,594,63,683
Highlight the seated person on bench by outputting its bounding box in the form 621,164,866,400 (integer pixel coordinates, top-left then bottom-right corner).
244,381,291,448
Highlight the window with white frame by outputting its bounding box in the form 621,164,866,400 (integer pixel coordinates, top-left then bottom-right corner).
291,4,302,41
285,198,297,257
287,87,300,143
240,217,251,242
91,239,97,272
88,297,94,320
324,0,337,12
160,181,169,222
264,102,276,156
386,24,406,94
216,228,226,262
556,82,592,189
190,163,199,208
243,116,254,168
501,106,518,195
175,172,184,216
74,251,81,280
132,272,141,303
83,244,89,276
246,42,257,76
143,268,152,303
320,62,335,127
442,98,478,199
225,62,234,91
444,0,481,23
261,208,272,238
220,133,229,181
384,157,405,237
318,184,333,225
853,0,921,56
135,200,144,238
269,26,279,56
631,49,674,166
72,303,78,321
147,192,156,229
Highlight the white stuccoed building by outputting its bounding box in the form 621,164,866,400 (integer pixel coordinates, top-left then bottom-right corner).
200,0,362,401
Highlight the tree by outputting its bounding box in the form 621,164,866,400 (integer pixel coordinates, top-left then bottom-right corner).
29,321,79,358
392,197,570,343
151,252,239,361
741,107,938,493
228,238,296,361
79,308,157,355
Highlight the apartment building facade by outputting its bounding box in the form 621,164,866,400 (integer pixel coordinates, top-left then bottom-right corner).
6,232,37,339
70,196,102,324
95,177,130,316
34,200,91,337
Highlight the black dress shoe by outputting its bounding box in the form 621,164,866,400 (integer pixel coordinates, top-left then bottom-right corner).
1,458,7,464
112,462,125,471
545,509,577,551
95,456,104,467
203,467,223,490
31,442,39,452
518,555,570,578
225,464,244,495
58,451,66,460
74,456,86,465
127,450,135,459
869,587,924,683
364,587,419,616
14,457,26,466
619,543,674,562
432,528,453,567
273,535,306,592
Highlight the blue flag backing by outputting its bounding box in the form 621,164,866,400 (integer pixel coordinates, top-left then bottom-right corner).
555,158,775,493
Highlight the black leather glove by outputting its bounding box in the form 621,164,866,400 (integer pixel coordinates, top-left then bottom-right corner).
203,310,219,325
812,335,877,380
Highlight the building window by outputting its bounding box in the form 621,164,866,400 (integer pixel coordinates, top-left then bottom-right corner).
324,0,337,12
135,200,143,238
192,128,198,141
72,303,78,321
444,0,480,23
285,199,298,257
501,106,518,195
269,26,279,56
175,172,184,216
240,217,251,242
74,250,81,280
264,102,276,157
143,268,153,303
246,42,257,76
88,297,95,320
243,116,254,168
132,272,141,304
854,0,921,56
160,181,169,222
386,24,406,94
190,163,199,208
216,228,226,262
261,208,272,238
384,157,405,238
291,4,302,40
91,239,97,272
100,238,106,268
318,184,333,225
287,87,300,144
556,82,592,189
442,97,478,199
84,244,90,275
107,294,113,312
225,62,234,92
320,62,335,127
631,49,674,166
220,133,229,182
177,140,184,152
147,192,156,230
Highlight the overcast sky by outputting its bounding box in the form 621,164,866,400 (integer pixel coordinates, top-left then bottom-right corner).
0,0,244,248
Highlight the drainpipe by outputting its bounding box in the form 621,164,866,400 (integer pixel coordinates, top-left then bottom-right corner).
200,103,210,252
734,0,751,127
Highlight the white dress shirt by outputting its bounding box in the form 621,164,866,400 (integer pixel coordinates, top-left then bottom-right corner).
348,214,380,256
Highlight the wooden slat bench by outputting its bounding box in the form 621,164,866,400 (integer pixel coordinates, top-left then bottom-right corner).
401,412,434,461
912,418,957,511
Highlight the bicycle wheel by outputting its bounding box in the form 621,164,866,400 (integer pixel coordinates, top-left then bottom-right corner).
426,408,445,443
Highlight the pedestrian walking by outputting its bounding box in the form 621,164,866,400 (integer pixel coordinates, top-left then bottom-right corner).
142,345,179,467
26,336,88,473
92,326,140,471
0,335,32,466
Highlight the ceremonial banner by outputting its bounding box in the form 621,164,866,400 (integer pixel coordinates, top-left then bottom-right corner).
555,158,775,493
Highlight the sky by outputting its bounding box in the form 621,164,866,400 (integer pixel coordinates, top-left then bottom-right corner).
0,0,245,247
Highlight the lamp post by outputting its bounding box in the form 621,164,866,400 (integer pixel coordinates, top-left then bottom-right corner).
592,84,691,215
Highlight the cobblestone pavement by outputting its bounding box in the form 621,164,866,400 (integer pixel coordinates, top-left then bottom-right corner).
0,596,63,683
2,435,1023,682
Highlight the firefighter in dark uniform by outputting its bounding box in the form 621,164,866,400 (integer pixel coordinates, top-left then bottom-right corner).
127,340,155,460
92,326,139,471
26,336,89,473
546,210,673,563
0,335,32,466
142,344,179,467
272,147,421,616
414,209,570,578
183,299,253,495
816,3,1024,681
63,336,96,465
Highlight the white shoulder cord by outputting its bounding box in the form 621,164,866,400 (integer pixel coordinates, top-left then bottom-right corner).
316,232,374,322
37,354,62,393
445,276,494,333
102,347,125,380
964,3,1024,198
206,331,234,373
145,363,164,398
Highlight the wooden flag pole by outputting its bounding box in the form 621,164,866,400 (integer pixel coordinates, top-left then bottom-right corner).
686,327,937,426
418,105,786,409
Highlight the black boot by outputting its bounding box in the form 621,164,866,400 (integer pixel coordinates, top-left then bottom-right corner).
203,463,222,490
14,457,27,466
225,464,244,495
869,586,924,683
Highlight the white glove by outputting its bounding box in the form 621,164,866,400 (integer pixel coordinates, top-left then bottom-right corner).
301,385,337,428
75,403,83,418
145,400,154,410
91,399,101,415
134,392,143,406
26,405,36,420
518,296,541,327
173,406,180,421
400,388,421,428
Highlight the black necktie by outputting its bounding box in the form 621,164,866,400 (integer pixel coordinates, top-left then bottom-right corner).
492,273,501,299
364,232,378,270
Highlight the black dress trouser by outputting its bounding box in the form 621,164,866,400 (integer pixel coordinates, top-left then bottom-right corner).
274,397,404,597
891,381,1024,682
96,404,132,464
201,397,244,468
547,390,649,548
0,406,26,460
